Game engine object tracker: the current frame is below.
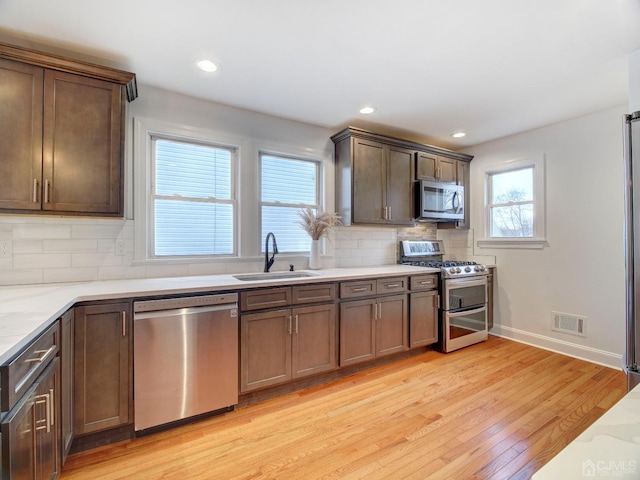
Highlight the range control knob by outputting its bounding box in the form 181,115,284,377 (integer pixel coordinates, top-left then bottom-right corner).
474,265,482,272
454,267,461,274
464,266,472,272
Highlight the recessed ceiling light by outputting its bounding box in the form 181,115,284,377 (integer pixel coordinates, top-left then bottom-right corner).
359,106,375,115
451,132,466,138
196,60,218,72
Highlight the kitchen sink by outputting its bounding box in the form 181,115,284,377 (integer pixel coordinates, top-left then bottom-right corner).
233,271,320,281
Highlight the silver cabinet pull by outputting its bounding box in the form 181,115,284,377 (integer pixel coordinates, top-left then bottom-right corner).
32,179,39,203
122,311,127,337
34,393,51,432
288,315,292,335
372,303,378,320
44,179,50,204
24,346,56,364
378,302,382,319
49,388,55,427
352,287,368,292
387,206,391,219
437,295,440,309
294,314,299,334
385,283,400,288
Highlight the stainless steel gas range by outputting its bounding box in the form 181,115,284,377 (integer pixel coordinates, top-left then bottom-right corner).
400,240,489,352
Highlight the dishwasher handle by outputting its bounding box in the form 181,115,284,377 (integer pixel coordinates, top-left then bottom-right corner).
134,302,238,321
134,293,238,313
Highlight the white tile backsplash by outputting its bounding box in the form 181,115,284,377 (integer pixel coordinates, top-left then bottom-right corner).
0,215,479,285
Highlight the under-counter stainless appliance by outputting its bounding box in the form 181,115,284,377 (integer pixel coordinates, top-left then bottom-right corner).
624,111,640,390
133,293,239,431
416,180,464,221
400,240,489,352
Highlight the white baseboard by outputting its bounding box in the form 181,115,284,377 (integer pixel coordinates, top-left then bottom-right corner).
490,324,623,371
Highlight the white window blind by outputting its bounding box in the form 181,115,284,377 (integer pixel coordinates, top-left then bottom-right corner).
260,154,319,252
152,138,236,256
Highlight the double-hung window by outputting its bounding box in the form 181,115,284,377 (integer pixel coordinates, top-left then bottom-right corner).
480,155,546,248
260,153,320,252
151,137,236,257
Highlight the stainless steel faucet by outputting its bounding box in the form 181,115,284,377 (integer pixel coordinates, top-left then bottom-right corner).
264,232,278,272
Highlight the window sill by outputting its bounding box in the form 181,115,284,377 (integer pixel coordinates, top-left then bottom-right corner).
477,238,548,250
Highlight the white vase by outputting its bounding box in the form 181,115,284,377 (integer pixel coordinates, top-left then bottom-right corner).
309,239,321,269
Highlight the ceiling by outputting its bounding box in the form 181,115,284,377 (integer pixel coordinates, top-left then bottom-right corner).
1,0,639,149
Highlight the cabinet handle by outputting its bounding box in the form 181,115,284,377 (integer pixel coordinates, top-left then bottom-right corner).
387,206,391,220
122,311,126,337
419,281,433,285
352,287,368,292
44,179,50,204
372,303,378,320
288,316,292,335
49,388,55,427
32,179,39,203
294,314,299,334
385,283,401,288
437,295,440,309
34,393,51,433
24,346,56,364
378,302,382,319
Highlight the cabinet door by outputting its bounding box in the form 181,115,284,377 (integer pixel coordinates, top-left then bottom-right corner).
386,146,415,224
2,384,36,479
35,358,59,480
60,310,74,463
339,299,376,366
416,152,438,181
74,302,131,435
376,294,408,357
42,70,123,215
438,157,457,183
292,304,337,379
240,309,292,392
0,58,43,211
353,138,386,224
410,291,439,348
487,270,494,330
456,160,470,229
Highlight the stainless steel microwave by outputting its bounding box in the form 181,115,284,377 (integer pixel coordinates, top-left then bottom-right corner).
416,180,464,221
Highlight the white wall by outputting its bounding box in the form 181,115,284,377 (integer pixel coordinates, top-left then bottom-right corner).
630,49,640,112
464,106,627,368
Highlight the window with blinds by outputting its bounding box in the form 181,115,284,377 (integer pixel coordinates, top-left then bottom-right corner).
152,138,236,256
260,154,320,252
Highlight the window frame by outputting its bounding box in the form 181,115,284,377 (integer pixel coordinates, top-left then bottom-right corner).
149,136,237,258
258,151,322,253
477,155,547,249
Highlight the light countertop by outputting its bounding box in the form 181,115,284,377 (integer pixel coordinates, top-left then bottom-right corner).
533,383,640,479
0,265,435,365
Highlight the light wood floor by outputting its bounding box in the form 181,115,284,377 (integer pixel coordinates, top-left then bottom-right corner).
61,336,627,480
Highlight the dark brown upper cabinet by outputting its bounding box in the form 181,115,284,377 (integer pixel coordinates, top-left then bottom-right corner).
0,42,137,217
332,127,473,227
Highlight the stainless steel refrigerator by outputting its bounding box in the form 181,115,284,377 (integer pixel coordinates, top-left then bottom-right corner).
624,111,640,390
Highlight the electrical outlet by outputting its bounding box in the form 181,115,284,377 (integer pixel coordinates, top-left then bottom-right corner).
115,239,126,256
0,240,12,258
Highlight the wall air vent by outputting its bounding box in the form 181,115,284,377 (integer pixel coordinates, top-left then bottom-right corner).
551,311,587,337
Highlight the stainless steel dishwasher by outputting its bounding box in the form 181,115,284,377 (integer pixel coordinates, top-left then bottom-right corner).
133,293,238,432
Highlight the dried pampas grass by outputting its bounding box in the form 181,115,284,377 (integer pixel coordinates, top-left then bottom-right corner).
297,208,342,240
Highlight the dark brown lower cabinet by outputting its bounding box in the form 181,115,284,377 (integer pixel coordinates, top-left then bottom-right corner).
340,294,408,366
73,302,132,435
60,309,74,463
240,303,337,392
409,290,439,348
2,357,60,480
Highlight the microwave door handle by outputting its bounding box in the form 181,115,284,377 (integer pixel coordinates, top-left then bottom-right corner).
452,191,460,212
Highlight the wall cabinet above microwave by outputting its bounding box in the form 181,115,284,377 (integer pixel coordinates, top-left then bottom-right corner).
0,42,137,217
331,127,473,227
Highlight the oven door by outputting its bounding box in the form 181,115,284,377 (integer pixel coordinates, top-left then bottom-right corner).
443,276,487,311
443,306,488,353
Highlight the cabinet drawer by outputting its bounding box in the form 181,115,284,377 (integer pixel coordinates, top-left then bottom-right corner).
410,274,438,291
1,321,59,411
292,283,336,304
241,287,292,311
340,280,376,299
377,277,408,294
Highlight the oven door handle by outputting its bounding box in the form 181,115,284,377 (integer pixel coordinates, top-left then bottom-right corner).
445,277,487,289
446,306,486,318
